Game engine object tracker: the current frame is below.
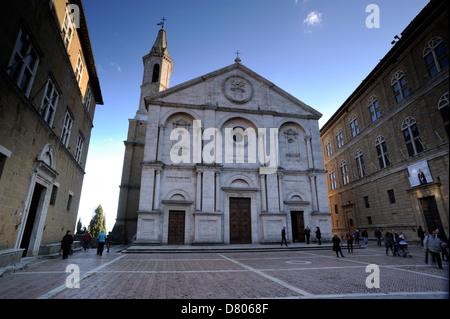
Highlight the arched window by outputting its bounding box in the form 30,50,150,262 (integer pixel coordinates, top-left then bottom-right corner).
329,169,337,190
423,37,449,77
391,70,410,103
401,117,424,156
438,92,449,137
340,160,349,185
336,129,344,148
152,64,160,83
368,95,380,122
375,136,390,169
355,150,366,178
349,114,360,137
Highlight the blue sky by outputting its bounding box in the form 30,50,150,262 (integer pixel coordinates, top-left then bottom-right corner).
77,0,430,230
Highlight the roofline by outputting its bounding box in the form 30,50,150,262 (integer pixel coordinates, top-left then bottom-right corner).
71,0,103,105
319,0,441,134
145,62,322,119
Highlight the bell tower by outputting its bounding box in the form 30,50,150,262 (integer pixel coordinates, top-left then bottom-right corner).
112,21,173,244
138,20,173,113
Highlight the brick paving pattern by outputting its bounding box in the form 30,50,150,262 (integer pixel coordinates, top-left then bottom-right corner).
0,244,447,299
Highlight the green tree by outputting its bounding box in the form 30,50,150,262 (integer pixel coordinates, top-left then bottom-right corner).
88,205,107,237
76,218,84,234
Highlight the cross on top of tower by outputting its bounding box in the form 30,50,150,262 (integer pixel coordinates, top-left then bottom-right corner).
235,50,241,63
157,17,166,28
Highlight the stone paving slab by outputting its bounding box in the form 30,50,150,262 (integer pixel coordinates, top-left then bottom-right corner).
0,244,447,301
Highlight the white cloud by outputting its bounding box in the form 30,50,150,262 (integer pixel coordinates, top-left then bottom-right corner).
303,11,323,27
110,62,122,72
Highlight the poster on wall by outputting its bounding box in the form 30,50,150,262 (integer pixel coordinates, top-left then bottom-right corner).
407,160,433,187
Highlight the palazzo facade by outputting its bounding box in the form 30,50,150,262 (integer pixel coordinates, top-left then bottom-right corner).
320,0,448,241
112,26,332,245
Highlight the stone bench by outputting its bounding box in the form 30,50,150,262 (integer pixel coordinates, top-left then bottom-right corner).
0,248,25,267
38,241,82,257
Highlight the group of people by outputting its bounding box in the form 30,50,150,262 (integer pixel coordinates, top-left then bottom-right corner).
60,230,113,259
281,226,322,246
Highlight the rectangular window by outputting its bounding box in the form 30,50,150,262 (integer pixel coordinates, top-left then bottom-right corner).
40,77,60,125
67,193,73,211
334,204,338,214
0,153,7,180
7,29,39,97
75,53,83,86
364,196,370,208
50,185,58,206
387,189,396,204
367,216,373,225
61,11,75,50
84,85,92,111
61,110,73,147
75,133,84,163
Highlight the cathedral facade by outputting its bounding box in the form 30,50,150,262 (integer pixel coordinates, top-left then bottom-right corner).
112,26,331,245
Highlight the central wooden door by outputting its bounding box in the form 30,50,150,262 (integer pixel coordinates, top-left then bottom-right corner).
168,210,185,245
291,211,305,243
229,198,251,244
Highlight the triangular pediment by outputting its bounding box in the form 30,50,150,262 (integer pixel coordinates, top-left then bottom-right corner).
145,63,322,119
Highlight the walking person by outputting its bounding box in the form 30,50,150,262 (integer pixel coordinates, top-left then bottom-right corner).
82,231,91,251
375,228,383,247
353,229,360,245
426,231,443,269
97,230,108,256
106,231,113,253
61,230,74,260
281,227,288,247
315,226,322,245
305,227,311,244
361,229,369,247
332,233,345,257
435,228,449,262
417,226,425,247
345,230,354,253
384,231,394,256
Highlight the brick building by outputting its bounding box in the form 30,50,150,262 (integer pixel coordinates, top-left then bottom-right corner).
0,0,102,266
320,0,448,242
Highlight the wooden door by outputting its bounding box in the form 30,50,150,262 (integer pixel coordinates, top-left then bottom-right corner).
291,211,305,243
229,198,251,244
168,210,185,245
420,196,446,238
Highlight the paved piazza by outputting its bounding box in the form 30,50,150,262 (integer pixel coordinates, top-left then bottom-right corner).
0,243,448,302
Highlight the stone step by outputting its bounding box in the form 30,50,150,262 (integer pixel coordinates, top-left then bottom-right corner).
122,243,365,254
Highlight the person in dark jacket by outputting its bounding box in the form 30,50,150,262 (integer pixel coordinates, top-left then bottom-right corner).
375,228,383,247
315,227,322,245
332,233,345,257
61,230,74,259
281,227,288,247
417,226,425,247
304,227,311,244
345,230,354,253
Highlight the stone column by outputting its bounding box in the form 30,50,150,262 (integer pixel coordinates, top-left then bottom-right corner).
260,173,267,212
153,168,162,210
156,125,164,162
309,173,318,212
215,168,221,212
196,168,202,211
305,135,313,169
277,171,285,212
